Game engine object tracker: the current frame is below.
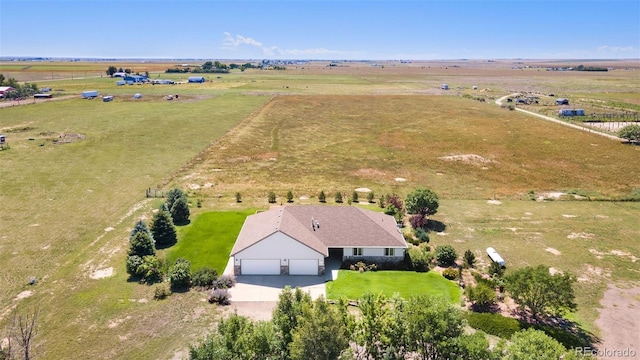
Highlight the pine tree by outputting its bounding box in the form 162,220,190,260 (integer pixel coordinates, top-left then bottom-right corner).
151,208,177,248
170,196,191,225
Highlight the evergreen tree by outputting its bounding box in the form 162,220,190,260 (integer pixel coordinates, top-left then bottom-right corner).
170,196,190,225
130,220,153,243
335,192,343,203
150,208,177,248
318,191,326,203
128,231,156,257
286,190,294,203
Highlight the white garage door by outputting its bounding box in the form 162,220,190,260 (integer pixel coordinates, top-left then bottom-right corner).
241,259,280,275
289,259,318,275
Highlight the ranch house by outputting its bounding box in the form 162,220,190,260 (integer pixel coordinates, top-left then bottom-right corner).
230,205,407,276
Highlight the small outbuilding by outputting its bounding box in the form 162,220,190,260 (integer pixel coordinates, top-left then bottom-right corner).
188,76,206,83
82,90,99,99
486,247,505,266
555,98,569,105
441,84,449,90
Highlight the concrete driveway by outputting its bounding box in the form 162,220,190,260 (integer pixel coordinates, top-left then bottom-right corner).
230,275,328,301
226,256,341,302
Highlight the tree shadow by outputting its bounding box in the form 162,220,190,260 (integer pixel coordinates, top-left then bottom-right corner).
517,311,599,349
155,240,177,250
470,302,501,314
427,219,447,233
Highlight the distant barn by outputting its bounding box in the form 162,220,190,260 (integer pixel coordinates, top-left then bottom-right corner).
188,76,206,83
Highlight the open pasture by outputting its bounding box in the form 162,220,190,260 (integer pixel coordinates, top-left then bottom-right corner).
182,94,640,203
0,59,638,358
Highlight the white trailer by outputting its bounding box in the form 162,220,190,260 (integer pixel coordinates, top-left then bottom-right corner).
486,247,505,266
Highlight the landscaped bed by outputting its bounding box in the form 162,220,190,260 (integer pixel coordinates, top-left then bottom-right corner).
326,270,461,304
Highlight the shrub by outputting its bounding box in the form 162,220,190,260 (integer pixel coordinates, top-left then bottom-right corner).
408,247,431,272
352,191,359,203
136,255,163,284
335,192,343,203
191,267,218,288
414,227,430,244
268,191,276,204
435,245,457,267
488,261,505,277
214,274,236,289
154,283,172,300
464,312,521,339
286,190,294,203
318,190,326,203
463,250,476,268
126,255,144,276
235,192,242,203
208,288,231,305
409,214,428,229
168,258,191,289
367,191,375,203
442,267,459,280
466,282,496,308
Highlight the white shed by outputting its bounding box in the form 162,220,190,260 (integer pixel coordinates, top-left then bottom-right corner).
486,247,505,266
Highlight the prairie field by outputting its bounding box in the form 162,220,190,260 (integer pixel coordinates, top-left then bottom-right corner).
0,59,639,359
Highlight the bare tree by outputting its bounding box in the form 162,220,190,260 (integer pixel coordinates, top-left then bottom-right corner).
3,307,39,360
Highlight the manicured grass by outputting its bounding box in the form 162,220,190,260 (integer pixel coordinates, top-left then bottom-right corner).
167,210,255,273
326,270,462,304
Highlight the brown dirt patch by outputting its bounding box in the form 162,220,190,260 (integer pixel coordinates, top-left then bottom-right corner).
595,284,640,354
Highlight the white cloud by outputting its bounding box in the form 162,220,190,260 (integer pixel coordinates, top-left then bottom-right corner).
220,32,358,58
596,45,637,54
221,32,263,50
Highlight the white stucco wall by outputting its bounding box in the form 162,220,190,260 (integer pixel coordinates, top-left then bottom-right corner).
234,231,325,266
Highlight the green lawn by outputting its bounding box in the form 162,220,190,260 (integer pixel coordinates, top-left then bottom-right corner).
167,210,255,273
326,270,462,304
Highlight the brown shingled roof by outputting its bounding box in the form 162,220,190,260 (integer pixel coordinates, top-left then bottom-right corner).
231,205,407,256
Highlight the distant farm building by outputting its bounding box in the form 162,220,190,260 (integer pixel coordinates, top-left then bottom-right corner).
188,76,206,83
555,98,569,105
0,86,15,97
123,74,148,83
559,109,585,116
441,84,449,90
82,90,99,99
152,79,175,84
33,93,52,99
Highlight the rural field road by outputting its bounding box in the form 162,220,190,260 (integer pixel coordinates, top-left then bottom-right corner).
495,94,623,142
0,95,76,108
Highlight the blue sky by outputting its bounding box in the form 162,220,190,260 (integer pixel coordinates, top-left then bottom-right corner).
1,0,638,60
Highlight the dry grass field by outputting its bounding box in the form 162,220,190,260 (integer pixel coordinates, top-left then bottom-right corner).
0,59,638,359
182,94,640,201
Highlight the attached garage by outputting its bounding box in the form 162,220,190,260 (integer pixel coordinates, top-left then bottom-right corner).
241,259,280,275
289,259,319,275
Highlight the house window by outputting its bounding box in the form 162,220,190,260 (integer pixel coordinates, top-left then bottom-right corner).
385,248,395,256
353,248,363,256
